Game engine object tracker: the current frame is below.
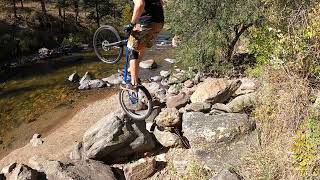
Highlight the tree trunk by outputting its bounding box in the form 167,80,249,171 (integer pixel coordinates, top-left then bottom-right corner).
13,0,17,18
226,23,253,61
20,0,23,8
74,0,79,22
57,5,62,17
95,2,100,27
40,0,46,14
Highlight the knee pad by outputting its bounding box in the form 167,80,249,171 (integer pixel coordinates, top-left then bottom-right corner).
129,49,139,60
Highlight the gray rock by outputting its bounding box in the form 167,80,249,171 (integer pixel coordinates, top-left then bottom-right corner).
166,92,189,109
227,93,256,113
78,79,106,90
160,70,170,78
185,102,211,112
210,169,242,180
153,127,182,147
102,74,122,85
184,80,194,88
150,76,162,82
139,59,157,69
68,72,80,82
30,134,43,147
190,78,241,104
145,106,161,123
29,156,116,180
234,78,259,96
124,157,156,180
155,108,181,127
39,47,50,58
83,111,155,162
79,72,92,84
5,163,39,180
182,112,255,146
211,103,232,113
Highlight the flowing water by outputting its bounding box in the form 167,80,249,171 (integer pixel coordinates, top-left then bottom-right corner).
0,31,175,158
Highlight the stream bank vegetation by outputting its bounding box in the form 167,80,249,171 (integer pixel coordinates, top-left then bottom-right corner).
167,0,320,178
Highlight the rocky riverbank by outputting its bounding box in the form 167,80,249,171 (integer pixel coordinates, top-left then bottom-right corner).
0,64,260,179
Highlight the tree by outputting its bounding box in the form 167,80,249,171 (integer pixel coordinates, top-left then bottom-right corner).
20,0,23,8
166,0,264,72
83,0,117,27
73,0,79,21
12,0,17,18
40,0,46,14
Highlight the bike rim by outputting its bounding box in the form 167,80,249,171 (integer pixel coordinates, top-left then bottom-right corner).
120,89,152,120
94,27,122,63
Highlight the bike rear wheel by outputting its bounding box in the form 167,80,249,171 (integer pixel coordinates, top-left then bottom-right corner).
119,85,153,120
93,25,123,64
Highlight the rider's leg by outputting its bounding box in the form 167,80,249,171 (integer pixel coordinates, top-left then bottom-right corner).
130,44,145,85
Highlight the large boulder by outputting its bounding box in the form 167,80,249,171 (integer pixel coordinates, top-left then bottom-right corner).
166,92,189,109
190,78,241,104
227,93,256,113
182,112,255,146
82,111,155,162
155,108,181,127
29,156,116,180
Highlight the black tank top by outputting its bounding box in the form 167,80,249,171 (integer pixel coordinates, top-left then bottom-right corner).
131,0,164,24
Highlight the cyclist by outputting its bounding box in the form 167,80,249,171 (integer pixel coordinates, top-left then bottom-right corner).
122,0,164,90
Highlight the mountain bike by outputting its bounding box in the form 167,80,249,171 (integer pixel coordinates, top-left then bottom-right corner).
93,25,153,120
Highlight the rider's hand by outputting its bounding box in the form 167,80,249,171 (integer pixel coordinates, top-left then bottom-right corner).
124,22,135,34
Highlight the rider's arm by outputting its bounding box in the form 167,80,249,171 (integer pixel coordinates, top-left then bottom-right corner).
131,0,145,24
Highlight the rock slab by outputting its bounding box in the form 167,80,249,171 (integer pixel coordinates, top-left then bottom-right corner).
182,112,255,146
29,156,116,180
83,111,155,162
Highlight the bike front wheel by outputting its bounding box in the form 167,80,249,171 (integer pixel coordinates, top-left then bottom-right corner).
119,85,153,120
93,25,123,64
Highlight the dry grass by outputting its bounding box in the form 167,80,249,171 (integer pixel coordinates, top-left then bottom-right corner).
237,65,312,179
255,66,310,144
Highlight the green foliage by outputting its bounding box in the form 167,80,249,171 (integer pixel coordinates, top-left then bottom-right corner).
121,3,132,25
293,116,320,178
167,0,263,74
